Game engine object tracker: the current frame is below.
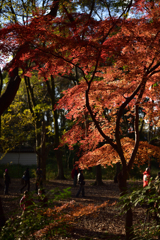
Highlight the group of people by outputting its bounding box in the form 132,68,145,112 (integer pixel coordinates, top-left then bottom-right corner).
73,166,160,198
21,167,43,194
3,167,43,195
20,188,48,215
3,165,85,200
4,165,159,201
2,167,46,216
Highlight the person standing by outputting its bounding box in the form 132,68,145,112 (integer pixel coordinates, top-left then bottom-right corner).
20,168,30,193
76,170,85,197
3,169,11,195
71,165,79,187
20,190,33,215
143,167,151,187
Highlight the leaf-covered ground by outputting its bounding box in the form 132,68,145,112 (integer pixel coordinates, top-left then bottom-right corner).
0,178,147,239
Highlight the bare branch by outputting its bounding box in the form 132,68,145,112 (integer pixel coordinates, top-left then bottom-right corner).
85,84,117,152
128,77,148,171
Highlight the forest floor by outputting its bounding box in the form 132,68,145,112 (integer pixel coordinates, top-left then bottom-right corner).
0,178,151,239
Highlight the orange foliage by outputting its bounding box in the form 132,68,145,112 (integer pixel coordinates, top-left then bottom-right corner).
78,138,160,169
34,201,110,238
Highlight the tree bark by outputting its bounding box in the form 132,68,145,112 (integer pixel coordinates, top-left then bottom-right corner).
53,108,65,179
24,75,50,173
94,165,104,186
35,120,42,168
46,76,65,179
0,68,21,116
114,162,121,183
118,171,133,240
55,149,65,179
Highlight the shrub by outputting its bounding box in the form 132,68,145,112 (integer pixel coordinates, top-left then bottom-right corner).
118,177,160,239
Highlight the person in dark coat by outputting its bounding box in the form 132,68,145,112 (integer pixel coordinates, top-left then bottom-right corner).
3,169,11,195
20,168,30,193
76,170,85,198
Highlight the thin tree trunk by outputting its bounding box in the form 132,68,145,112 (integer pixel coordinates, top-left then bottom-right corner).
118,171,133,240
35,120,42,168
40,117,51,181
55,149,65,179
114,162,121,183
41,154,47,181
24,75,42,168
46,76,65,179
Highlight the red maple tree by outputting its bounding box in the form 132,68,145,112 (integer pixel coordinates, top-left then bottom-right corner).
1,0,160,238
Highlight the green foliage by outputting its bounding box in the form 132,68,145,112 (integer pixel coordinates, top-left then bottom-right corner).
118,177,160,239
0,208,70,240
0,188,72,240
50,187,71,200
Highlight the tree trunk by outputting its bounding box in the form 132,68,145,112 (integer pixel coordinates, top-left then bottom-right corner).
41,154,47,181
54,106,65,179
35,120,42,168
46,76,65,179
0,68,21,116
93,165,104,186
40,117,51,181
125,207,133,240
118,171,133,240
114,162,121,183
24,75,43,169
55,149,65,179
54,111,65,179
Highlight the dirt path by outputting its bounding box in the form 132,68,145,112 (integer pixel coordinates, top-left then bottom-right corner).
0,178,145,239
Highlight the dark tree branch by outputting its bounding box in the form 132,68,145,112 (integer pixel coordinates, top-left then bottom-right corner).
24,76,34,116
0,67,21,116
62,4,74,22
85,84,117,152
148,61,160,74
115,75,147,170
149,69,160,77
0,69,3,94
127,77,147,171
88,0,95,18
47,0,59,17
